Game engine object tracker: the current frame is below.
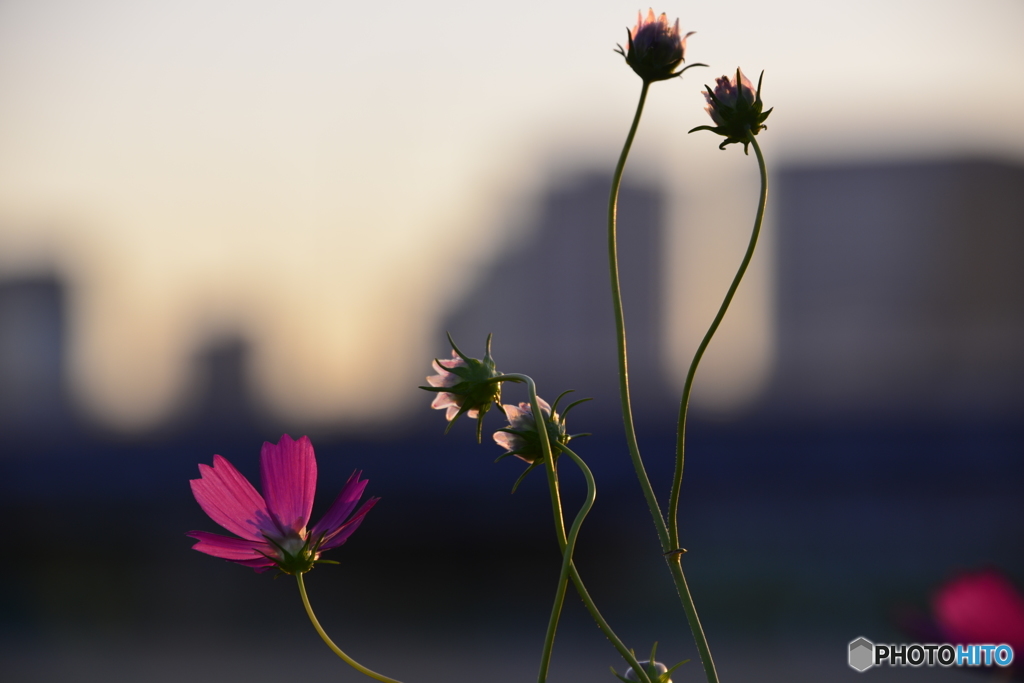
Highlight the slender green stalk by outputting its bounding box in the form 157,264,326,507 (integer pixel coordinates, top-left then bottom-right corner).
665,130,768,683
606,81,671,550
668,130,768,550
666,558,717,683
493,373,650,683
537,443,598,683
607,81,716,681
295,572,402,683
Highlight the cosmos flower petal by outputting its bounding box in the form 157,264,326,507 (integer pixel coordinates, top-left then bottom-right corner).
319,498,379,551
438,352,466,369
494,431,524,451
502,404,524,423
431,392,459,410
236,557,279,572
187,530,275,561
260,434,317,535
426,373,450,388
190,454,271,541
310,471,369,539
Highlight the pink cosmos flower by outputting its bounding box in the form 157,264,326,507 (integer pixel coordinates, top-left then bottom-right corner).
188,434,377,574
426,351,478,421
933,570,1024,654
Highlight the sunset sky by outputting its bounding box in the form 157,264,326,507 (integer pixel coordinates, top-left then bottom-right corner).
1,0,1022,431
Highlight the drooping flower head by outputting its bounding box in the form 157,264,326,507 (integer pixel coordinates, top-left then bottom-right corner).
493,391,590,492
615,9,699,83
421,333,502,442
188,435,377,575
689,68,773,153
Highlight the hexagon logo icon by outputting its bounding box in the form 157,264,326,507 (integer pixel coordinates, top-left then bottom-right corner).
849,637,874,672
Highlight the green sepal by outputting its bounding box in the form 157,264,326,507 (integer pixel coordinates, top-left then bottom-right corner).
509,462,541,494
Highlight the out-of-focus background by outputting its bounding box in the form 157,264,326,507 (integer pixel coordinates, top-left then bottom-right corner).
1,1,1022,681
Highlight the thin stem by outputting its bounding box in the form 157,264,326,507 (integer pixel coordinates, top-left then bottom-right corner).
665,130,768,683
607,80,670,550
295,572,402,683
491,373,567,543
536,441,592,683
668,131,768,549
495,373,649,683
667,558,718,683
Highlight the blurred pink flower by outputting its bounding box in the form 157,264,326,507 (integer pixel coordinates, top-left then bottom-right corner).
188,435,377,574
933,570,1024,653
426,351,477,421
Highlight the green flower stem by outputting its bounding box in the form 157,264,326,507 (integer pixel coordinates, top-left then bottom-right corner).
492,374,569,544
666,130,768,683
666,557,717,683
607,80,671,550
668,130,768,549
535,440,591,683
295,572,402,683
492,373,650,683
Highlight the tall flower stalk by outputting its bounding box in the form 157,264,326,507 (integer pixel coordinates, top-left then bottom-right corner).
609,21,779,683
669,128,769,557
607,79,719,683
606,60,770,683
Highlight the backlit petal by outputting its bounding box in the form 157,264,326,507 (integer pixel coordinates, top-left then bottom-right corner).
260,434,317,535
319,498,379,551
190,455,272,541
187,530,274,562
310,471,368,539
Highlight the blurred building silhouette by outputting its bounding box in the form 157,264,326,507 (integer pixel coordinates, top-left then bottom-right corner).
171,333,266,437
439,172,674,425
0,275,72,436
0,272,266,441
767,159,1024,420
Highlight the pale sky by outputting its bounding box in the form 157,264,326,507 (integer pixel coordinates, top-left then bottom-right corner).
1,0,1022,431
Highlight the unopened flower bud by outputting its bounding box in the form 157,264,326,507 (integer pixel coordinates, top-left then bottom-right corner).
615,9,697,83
689,68,773,153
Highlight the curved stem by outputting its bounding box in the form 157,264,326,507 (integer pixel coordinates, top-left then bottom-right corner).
665,130,768,683
495,373,649,683
295,572,402,683
607,80,670,550
536,441,593,683
491,373,567,543
668,131,768,549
